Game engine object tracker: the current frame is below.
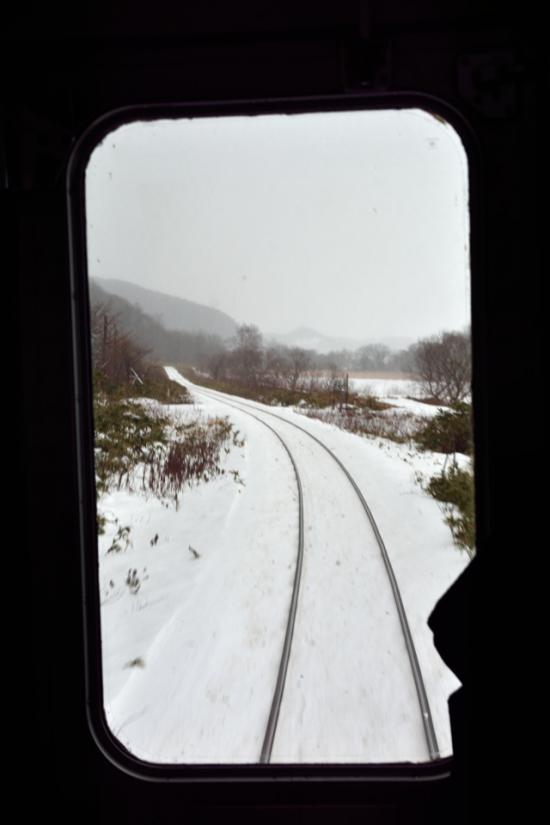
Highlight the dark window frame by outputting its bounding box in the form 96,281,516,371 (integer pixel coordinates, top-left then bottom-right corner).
67,91,482,785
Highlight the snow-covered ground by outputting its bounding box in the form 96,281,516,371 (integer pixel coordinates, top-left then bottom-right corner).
350,377,449,418
350,376,423,398
97,368,471,764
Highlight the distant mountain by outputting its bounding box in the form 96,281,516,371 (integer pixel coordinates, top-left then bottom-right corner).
89,280,227,367
267,326,413,354
94,278,238,340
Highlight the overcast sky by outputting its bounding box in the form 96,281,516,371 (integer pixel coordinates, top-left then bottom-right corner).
85,108,470,343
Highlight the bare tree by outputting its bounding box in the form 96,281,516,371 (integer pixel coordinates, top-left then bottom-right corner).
90,302,149,388
287,347,313,391
263,345,291,388
232,324,264,386
412,330,471,404
353,343,391,371
208,347,230,380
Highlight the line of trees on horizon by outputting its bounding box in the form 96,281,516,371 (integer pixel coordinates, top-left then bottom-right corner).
90,286,471,405
208,325,417,382
206,323,471,404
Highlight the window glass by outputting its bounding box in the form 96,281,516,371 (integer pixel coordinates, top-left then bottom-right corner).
85,109,473,765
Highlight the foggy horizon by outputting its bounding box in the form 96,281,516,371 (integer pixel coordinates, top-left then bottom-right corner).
93,273,468,351
86,108,471,344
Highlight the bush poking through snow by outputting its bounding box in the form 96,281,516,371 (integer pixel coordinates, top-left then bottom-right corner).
125,569,141,594
97,512,107,535
302,406,423,444
124,657,145,669
106,525,132,554
426,459,475,554
94,393,169,497
414,403,473,455
145,417,244,508
94,388,245,508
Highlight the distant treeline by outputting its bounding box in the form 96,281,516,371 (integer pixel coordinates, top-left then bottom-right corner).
90,282,470,405
89,280,415,375
207,325,416,389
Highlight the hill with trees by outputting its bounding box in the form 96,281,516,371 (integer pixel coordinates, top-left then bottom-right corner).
94,278,238,339
90,280,227,370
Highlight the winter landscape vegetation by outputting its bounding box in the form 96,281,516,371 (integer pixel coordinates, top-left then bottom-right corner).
85,108,472,764
90,277,473,764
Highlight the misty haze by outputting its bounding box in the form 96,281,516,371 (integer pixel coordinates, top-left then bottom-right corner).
86,108,473,765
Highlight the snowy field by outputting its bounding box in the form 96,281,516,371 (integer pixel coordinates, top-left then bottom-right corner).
350,376,471,417
97,369,471,764
350,376,447,417
350,377,423,399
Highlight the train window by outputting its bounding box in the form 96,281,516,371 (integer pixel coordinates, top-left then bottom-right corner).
74,104,473,772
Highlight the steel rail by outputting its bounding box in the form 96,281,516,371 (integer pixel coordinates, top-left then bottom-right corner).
192,383,440,762
184,388,305,763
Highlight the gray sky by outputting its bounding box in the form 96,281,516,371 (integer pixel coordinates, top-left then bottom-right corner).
85,108,470,343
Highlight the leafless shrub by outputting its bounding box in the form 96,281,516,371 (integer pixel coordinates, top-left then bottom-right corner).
125,569,141,594
95,387,244,508
302,406,424,444
106,525,132,553
411,330,471,404
144,416,245,507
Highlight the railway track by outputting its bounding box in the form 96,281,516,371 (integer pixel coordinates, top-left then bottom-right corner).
166,370,440,763
207,397,306,763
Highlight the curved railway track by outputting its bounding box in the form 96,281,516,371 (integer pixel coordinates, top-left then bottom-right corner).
167,371,440,762
212,398,305,763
